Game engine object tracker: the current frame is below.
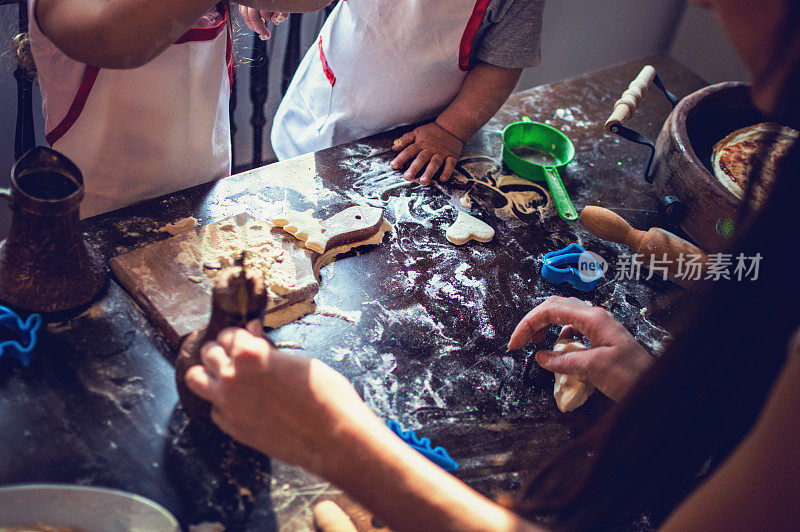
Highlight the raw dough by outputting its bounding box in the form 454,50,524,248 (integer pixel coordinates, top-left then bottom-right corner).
445,212,494,245
552,338,596,412
312,500,357,532
175,218,302,299
274,340,304,350
263,299,317,329
313,219,393,277
272,209,328,254
161,216,198,236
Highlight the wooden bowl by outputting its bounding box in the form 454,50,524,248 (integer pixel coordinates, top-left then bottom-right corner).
651,82,766,251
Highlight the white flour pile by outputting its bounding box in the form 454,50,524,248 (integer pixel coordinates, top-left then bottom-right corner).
174,218,301,299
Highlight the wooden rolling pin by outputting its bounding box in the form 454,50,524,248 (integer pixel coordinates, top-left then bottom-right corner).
580,206,707,287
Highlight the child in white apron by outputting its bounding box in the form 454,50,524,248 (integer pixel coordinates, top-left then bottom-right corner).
251,0,545,185
28,0,318,218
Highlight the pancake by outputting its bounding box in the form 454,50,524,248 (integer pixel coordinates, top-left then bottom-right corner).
712,122,798,206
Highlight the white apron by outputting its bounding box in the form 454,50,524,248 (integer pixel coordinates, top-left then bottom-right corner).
271,0,491,160
31,3,233,218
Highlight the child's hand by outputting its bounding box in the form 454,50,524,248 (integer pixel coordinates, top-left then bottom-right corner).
390,122,463,186
239,6,288,40
185,327,369,475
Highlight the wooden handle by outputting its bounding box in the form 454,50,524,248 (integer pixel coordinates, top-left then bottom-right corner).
604,65,656,132
320,205,385,252
581,206,709,287
579,206,645,249
638,227,708,287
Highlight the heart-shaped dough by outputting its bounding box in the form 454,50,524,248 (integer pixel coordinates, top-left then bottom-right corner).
445,212,495,245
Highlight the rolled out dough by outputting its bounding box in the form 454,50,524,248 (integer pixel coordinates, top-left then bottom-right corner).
552,339,596,412
262,220,392,329
174,217,301,299
446,212,494,245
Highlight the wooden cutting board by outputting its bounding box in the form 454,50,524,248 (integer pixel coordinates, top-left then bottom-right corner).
110,207,384,349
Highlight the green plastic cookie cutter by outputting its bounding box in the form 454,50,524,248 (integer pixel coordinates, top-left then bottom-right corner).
502,117,577,222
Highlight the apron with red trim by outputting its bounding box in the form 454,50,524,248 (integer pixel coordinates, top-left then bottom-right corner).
31,3,233,218
271,0,490,160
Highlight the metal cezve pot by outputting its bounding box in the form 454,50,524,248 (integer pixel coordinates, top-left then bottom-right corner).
0,146,105,313
605,65,768,252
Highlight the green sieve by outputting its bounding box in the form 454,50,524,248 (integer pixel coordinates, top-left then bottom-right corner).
502,117,577,222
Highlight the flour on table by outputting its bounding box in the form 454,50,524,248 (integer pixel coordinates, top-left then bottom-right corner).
551,337,595,412
315,305,362,324
263,300,364,329
174,218,301,299
272,209,328,254
161,216,198,236
445,212,495,245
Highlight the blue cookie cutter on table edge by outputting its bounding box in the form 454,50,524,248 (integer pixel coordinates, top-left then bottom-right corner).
541,243,602,292
387,419,459,473
0,305,42,366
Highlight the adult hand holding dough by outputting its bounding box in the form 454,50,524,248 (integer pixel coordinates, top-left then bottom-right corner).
508,296,655,402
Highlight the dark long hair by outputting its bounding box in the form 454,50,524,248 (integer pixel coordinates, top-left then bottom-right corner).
513,5,800,530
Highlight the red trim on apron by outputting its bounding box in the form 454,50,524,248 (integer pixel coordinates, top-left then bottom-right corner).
458,0,492,71
226,30,235,91
318,36,336,87
46,65,100,146
46,6,232,145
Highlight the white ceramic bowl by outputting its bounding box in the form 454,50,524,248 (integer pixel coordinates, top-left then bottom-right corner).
0,484,179,532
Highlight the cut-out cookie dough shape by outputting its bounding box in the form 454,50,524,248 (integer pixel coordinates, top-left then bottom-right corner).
272,209,328,254
552,338,596,412
446,212,495,245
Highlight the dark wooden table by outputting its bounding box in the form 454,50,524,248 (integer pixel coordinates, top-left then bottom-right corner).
0,55,705,531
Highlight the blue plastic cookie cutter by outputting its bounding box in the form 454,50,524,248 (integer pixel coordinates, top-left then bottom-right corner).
541,243,602,292
387,419,459,473
0,305,42,366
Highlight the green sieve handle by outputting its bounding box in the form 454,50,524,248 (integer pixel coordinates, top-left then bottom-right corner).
544,167,578,221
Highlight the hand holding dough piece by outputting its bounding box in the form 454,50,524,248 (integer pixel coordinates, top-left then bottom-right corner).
446,212,495,245
272,209,329,254
551,336,596,412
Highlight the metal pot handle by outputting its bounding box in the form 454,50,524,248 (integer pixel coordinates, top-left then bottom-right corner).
0,187,11,202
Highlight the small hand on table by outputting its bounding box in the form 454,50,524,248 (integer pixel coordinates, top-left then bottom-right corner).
239,7,288,40
390,122,464,186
